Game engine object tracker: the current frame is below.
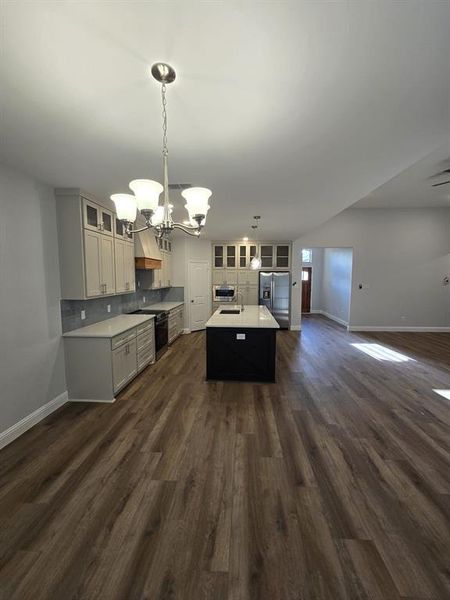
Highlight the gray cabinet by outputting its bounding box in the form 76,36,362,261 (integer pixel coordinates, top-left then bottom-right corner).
112,338,137,393
115,239,135,294
168,305,184,344
84,230,115,297
64,319,155,402
83,198,114,237
56,189,136,299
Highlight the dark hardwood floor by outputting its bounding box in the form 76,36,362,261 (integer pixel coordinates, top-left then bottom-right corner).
0,315,449,600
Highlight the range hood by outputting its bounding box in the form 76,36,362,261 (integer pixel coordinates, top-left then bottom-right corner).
134,229,162,270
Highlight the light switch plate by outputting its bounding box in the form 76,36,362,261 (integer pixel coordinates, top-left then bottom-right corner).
236,333,246,340
81,310,86,320
107,305,111,313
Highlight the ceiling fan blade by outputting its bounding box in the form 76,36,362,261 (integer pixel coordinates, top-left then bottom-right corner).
431,180,450,187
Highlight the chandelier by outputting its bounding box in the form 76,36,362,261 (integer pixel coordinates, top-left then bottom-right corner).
110,63,212,238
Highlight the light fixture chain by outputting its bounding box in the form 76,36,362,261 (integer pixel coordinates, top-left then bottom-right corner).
161,82,168,158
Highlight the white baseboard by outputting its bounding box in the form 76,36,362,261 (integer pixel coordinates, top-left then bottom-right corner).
182,328,191,335
321,311,349,327
0,391,68,450
310,310,348,327
349,325,450,332
69,398,116,403
290,325,301,331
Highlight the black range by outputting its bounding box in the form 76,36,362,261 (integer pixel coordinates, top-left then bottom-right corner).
128,309,169,360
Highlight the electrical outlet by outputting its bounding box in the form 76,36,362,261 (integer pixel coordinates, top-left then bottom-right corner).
143,296,146,304
107,304,111,313
81,310,86,320
401,315,406,321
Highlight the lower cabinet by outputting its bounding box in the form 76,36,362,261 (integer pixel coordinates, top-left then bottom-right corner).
168,305,184,344
112,338,137,393
64,319,155,402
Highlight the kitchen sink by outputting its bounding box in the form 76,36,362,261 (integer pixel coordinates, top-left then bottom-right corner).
220,309,241,314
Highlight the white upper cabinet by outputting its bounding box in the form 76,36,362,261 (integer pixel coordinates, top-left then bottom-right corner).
84,230,103,297
84,230,115,297
115,239,136,294
226,244,236,268
260,245,274,269
56,189,136,299
213,245,224,268
237,243,259,269
114,217,133,243
83,198,113,237
100,235,115,295
275,244,290,268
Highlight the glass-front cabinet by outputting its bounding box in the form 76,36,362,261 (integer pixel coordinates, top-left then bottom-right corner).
214,245,224,268
275,245,290,268
83,198,114,237
238,243,259,268
260,245,274,268
226,245,236,268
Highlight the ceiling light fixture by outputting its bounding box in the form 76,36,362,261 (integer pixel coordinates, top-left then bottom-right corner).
250,216,262,270
110,62,212,238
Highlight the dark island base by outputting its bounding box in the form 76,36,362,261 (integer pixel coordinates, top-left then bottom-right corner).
206,327,276,382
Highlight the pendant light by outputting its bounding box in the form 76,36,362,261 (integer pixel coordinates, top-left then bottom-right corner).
110,63,212,238
250,216,262,269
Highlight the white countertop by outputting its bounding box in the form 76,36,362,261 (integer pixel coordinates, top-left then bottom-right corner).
143,301,184,311
206,305,280,329
63,314,154,338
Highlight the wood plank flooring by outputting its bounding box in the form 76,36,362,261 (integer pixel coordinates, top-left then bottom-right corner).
0,314,449,599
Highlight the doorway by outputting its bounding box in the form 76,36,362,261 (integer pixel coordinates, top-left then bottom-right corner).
188,260,211,331
301,267,312,313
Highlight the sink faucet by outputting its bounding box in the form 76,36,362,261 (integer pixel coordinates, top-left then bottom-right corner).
235,290,244,312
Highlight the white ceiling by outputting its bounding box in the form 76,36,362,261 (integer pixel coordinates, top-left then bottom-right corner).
354,144,450,208
1,2,449,241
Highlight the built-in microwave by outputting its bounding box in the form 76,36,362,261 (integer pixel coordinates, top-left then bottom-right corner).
213,285,236,302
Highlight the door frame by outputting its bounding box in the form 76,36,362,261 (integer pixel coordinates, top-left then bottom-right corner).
187,259,211,332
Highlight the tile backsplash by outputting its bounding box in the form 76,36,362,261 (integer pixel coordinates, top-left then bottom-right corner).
61,286,184,333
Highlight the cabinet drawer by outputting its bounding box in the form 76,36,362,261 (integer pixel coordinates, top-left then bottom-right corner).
111,328,136,350
137,330,154,353
137,319,154,336
138,347,154,370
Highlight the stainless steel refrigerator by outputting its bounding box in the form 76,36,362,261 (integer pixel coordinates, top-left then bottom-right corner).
259,271,290,329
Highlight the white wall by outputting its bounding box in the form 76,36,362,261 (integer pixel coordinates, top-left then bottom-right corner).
0,163,67,437
320,248,353,324
171,237,212,330
291,208,450,330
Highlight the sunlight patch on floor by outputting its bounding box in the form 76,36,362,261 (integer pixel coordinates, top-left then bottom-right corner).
351,343,414,362
433,389,450,400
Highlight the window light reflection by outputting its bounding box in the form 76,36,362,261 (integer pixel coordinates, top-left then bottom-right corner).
351,343,414,363
433,389,450,400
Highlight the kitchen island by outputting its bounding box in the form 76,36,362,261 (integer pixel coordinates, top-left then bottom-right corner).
206,304,279,382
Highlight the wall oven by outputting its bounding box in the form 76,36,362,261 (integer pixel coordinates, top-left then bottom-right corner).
213,285,236,303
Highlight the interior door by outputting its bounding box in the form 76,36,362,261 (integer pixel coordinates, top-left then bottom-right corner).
301,267,312,313
189,261,210,331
